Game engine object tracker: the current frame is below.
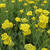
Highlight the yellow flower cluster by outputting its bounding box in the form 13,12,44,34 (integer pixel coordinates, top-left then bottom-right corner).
21,18,28,23
20,9,24,14
25,0,35,4
0,3,6,8
33,6,38,9
11,0,15,3
26,11,32,16
42,10,49,16
39,14,48,24
38,14,49,28
32,17,36,21
41,48,47,50
35,8,43,14
35,8,49,15
18,0,23,2
1,33,14,46
43,0,48,4
35,8,49,29
24,3,27,6
24,44,36,50
15,17,21,22
35,24,38,28
20,24,31,36
15,17,28,23
2,19,13,29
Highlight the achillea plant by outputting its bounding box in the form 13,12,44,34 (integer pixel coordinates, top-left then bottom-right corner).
0,0,50,50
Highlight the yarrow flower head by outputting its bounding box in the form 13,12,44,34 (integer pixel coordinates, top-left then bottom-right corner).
32,17,36,21
38,22,47,29
11,0,15,3
2,19,13,29
20,9,24,14
42,10,49,16
1,33,9,40
26,11,32,16
0,3,6,8
24,44,36,50
15,17,21,22
20,24,30,31
41,48,47,50
21,18,28,23
35,8,43,14
20,24,31,36
1,33,14,46
43,0,48,4
39,14,49,24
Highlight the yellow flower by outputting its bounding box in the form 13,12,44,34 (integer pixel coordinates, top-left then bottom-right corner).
32,17,36,21
42,10,49,15
1,33,8,40
3,36,14,46
43,0,48,4
23,29,31,36
20,9,24,14
9,22,13,28
0,3,6,8
47,29,50,34
20,24,30,31
3,37,12,45
27,11,32,16
24,3,27,6
21,18,28,22
11,0,15,3
1,33,14,46
39,14,49,24
41,48,47,50
28,1,35,4
20,24,31,36
2,19,13,29
24,44,36,50
33,6,38,9
41,29,44,32
35,24,38,28
18,0,23,2
15,17,21,22
35,8,43,14
38,22,46,29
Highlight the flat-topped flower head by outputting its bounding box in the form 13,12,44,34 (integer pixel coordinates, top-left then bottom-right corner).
41,48,47,50
0,3,6,8
1,33,14,46
39,14,49,24
42,10,49,15
24,44,36,50
26,11,32,16
1,33,8,40
20,24,31,36
35,8,43,14
21,18,28,23
20,24,30,31
15,17,21,22
11,0,15,3
43,0,48,4
2,19,13,29
18,0,23,2
20,9,24,14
